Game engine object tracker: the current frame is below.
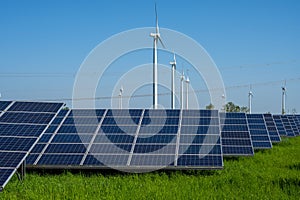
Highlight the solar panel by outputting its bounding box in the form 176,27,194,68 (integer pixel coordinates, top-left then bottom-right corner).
280,115,295,137
273,115,287,136
263,114,281,142
294,115,300,133
28,109,223,170
246,114,272,149
176,110,223,168
0,101,12,111
220,112,254,156
0,101,63,190
286,115,299,136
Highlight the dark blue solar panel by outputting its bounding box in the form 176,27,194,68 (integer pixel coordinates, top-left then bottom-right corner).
246,114,272,149
273,115,287,136
263,114,281,142
0,169,14,189
100,125,137,134
8,102,63,113
82,155,105,166
63,117,102,125
106,109,142,117
52,134,93,143
0,112,55,124
0,137,36,151
45,144,87,153
0,101,12,111
136,135,176,144
95,134,135,143
68,109,105,117
0,152,27,167
56,109,69,117
182,109,218,117
26,154,39,165
89,144,132,153
133,144,176,153
58,125,98,133
38,154,83,165
30,144,46,153
177,155,222,167
0,124,46,137
45,125,58,133
51,117,64,125
102,117,140,125
287,115,299,136
280,115,295,137
0,101,63,190
38,134,53,143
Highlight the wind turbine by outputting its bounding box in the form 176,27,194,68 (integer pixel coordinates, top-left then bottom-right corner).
150,4,165,109
119,86,123,109
248,85,253,114
180,70,185,110
282,81,286,115
185,69,190,109
170,53,176,109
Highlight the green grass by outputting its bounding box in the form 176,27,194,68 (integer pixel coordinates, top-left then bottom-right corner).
1,137,300,200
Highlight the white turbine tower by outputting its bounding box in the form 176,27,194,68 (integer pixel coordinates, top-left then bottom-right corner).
248,85,253,114
119,86,123,109
170,53,176,109
282,81,286,115
180,70,185,110
150,4,165,109
185,70,190,109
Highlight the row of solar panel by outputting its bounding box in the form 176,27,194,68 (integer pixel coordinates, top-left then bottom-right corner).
25,109,300,169
1,100,300,191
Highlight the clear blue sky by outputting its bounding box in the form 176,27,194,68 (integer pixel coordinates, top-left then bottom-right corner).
0,0,299,113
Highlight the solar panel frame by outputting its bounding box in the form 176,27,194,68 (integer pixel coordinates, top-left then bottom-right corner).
273,115,287,136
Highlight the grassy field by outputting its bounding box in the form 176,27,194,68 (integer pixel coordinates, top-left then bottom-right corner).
1,137,299,200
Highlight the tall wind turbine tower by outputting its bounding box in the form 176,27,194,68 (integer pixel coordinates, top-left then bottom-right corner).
282,81,286,115
119,86,123,109
170,53,176,109
180,70,185,110
248,85,253,114
185,70,190,109
150,4,165,109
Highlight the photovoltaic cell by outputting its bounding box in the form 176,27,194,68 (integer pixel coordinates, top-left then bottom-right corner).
263,114,281,142
220,112,254,156
8,102,63,113
246,114,272,149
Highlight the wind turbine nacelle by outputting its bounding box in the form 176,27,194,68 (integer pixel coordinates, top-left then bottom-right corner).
150,32,160,38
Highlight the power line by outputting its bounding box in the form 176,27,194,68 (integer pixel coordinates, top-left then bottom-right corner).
26,77,300,102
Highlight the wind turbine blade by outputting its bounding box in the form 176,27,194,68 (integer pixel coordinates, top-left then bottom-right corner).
158,36,166,48
155,3,159,33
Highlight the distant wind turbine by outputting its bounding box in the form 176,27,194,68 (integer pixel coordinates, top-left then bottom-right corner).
248,85,253,114
185,69,190,109
282,80,286,115
180,70,185,110
150,3,165,109
119,86,123,109
170,53,176,109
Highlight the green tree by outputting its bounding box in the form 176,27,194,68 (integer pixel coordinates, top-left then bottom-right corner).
206,103,214,110
225,102,248,113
